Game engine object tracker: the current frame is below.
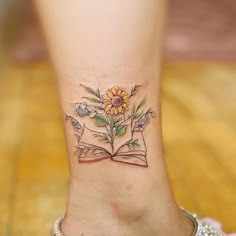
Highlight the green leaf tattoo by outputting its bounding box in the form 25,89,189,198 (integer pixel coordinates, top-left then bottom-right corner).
92,114,109,127
115,125,127,137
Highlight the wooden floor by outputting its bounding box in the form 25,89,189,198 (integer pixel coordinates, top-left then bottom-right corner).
0,62,236,235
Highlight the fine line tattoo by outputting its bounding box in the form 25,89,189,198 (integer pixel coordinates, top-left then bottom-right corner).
66,84,156,167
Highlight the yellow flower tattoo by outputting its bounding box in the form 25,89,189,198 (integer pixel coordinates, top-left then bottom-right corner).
102,85,130,115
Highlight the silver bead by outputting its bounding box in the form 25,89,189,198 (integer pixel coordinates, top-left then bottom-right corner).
50,217,64,236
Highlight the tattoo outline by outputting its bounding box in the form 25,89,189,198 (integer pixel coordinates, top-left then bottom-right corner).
66,84,155,167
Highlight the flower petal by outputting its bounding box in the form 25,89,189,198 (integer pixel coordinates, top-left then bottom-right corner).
111,107,116,115
111,86,118,95
114,108,118,115
122,94,129,100
105,104,112,112
122,103,128,108
120,91,127,96
117,90,122,95
107,90,114,98
102,102,111,108
118,106,123,113
103,94,111,101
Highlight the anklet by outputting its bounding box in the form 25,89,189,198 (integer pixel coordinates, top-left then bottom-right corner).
50,211,223,236
181,208,223,236
181,209,199,236
50,217,64,236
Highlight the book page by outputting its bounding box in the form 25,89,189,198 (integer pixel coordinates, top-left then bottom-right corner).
78,125,112,162
112,131,148,167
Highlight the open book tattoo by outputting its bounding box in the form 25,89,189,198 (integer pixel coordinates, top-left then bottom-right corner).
66,84,155,167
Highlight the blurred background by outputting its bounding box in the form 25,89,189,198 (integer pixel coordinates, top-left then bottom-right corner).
0,0,236,235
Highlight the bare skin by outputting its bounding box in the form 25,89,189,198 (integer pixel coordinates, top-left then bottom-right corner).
34,0,194,235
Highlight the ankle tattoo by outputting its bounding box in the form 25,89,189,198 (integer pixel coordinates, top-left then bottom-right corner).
66,83,156,167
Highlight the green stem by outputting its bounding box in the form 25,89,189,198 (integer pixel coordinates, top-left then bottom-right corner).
131,118,134,138
104,125,111,142
110,114,114,153
105,114,114,153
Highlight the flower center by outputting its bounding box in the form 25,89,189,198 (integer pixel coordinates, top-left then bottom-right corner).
112,96,123,107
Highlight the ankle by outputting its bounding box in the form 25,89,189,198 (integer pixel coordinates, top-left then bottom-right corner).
61,167,193,236
61,203,194,236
